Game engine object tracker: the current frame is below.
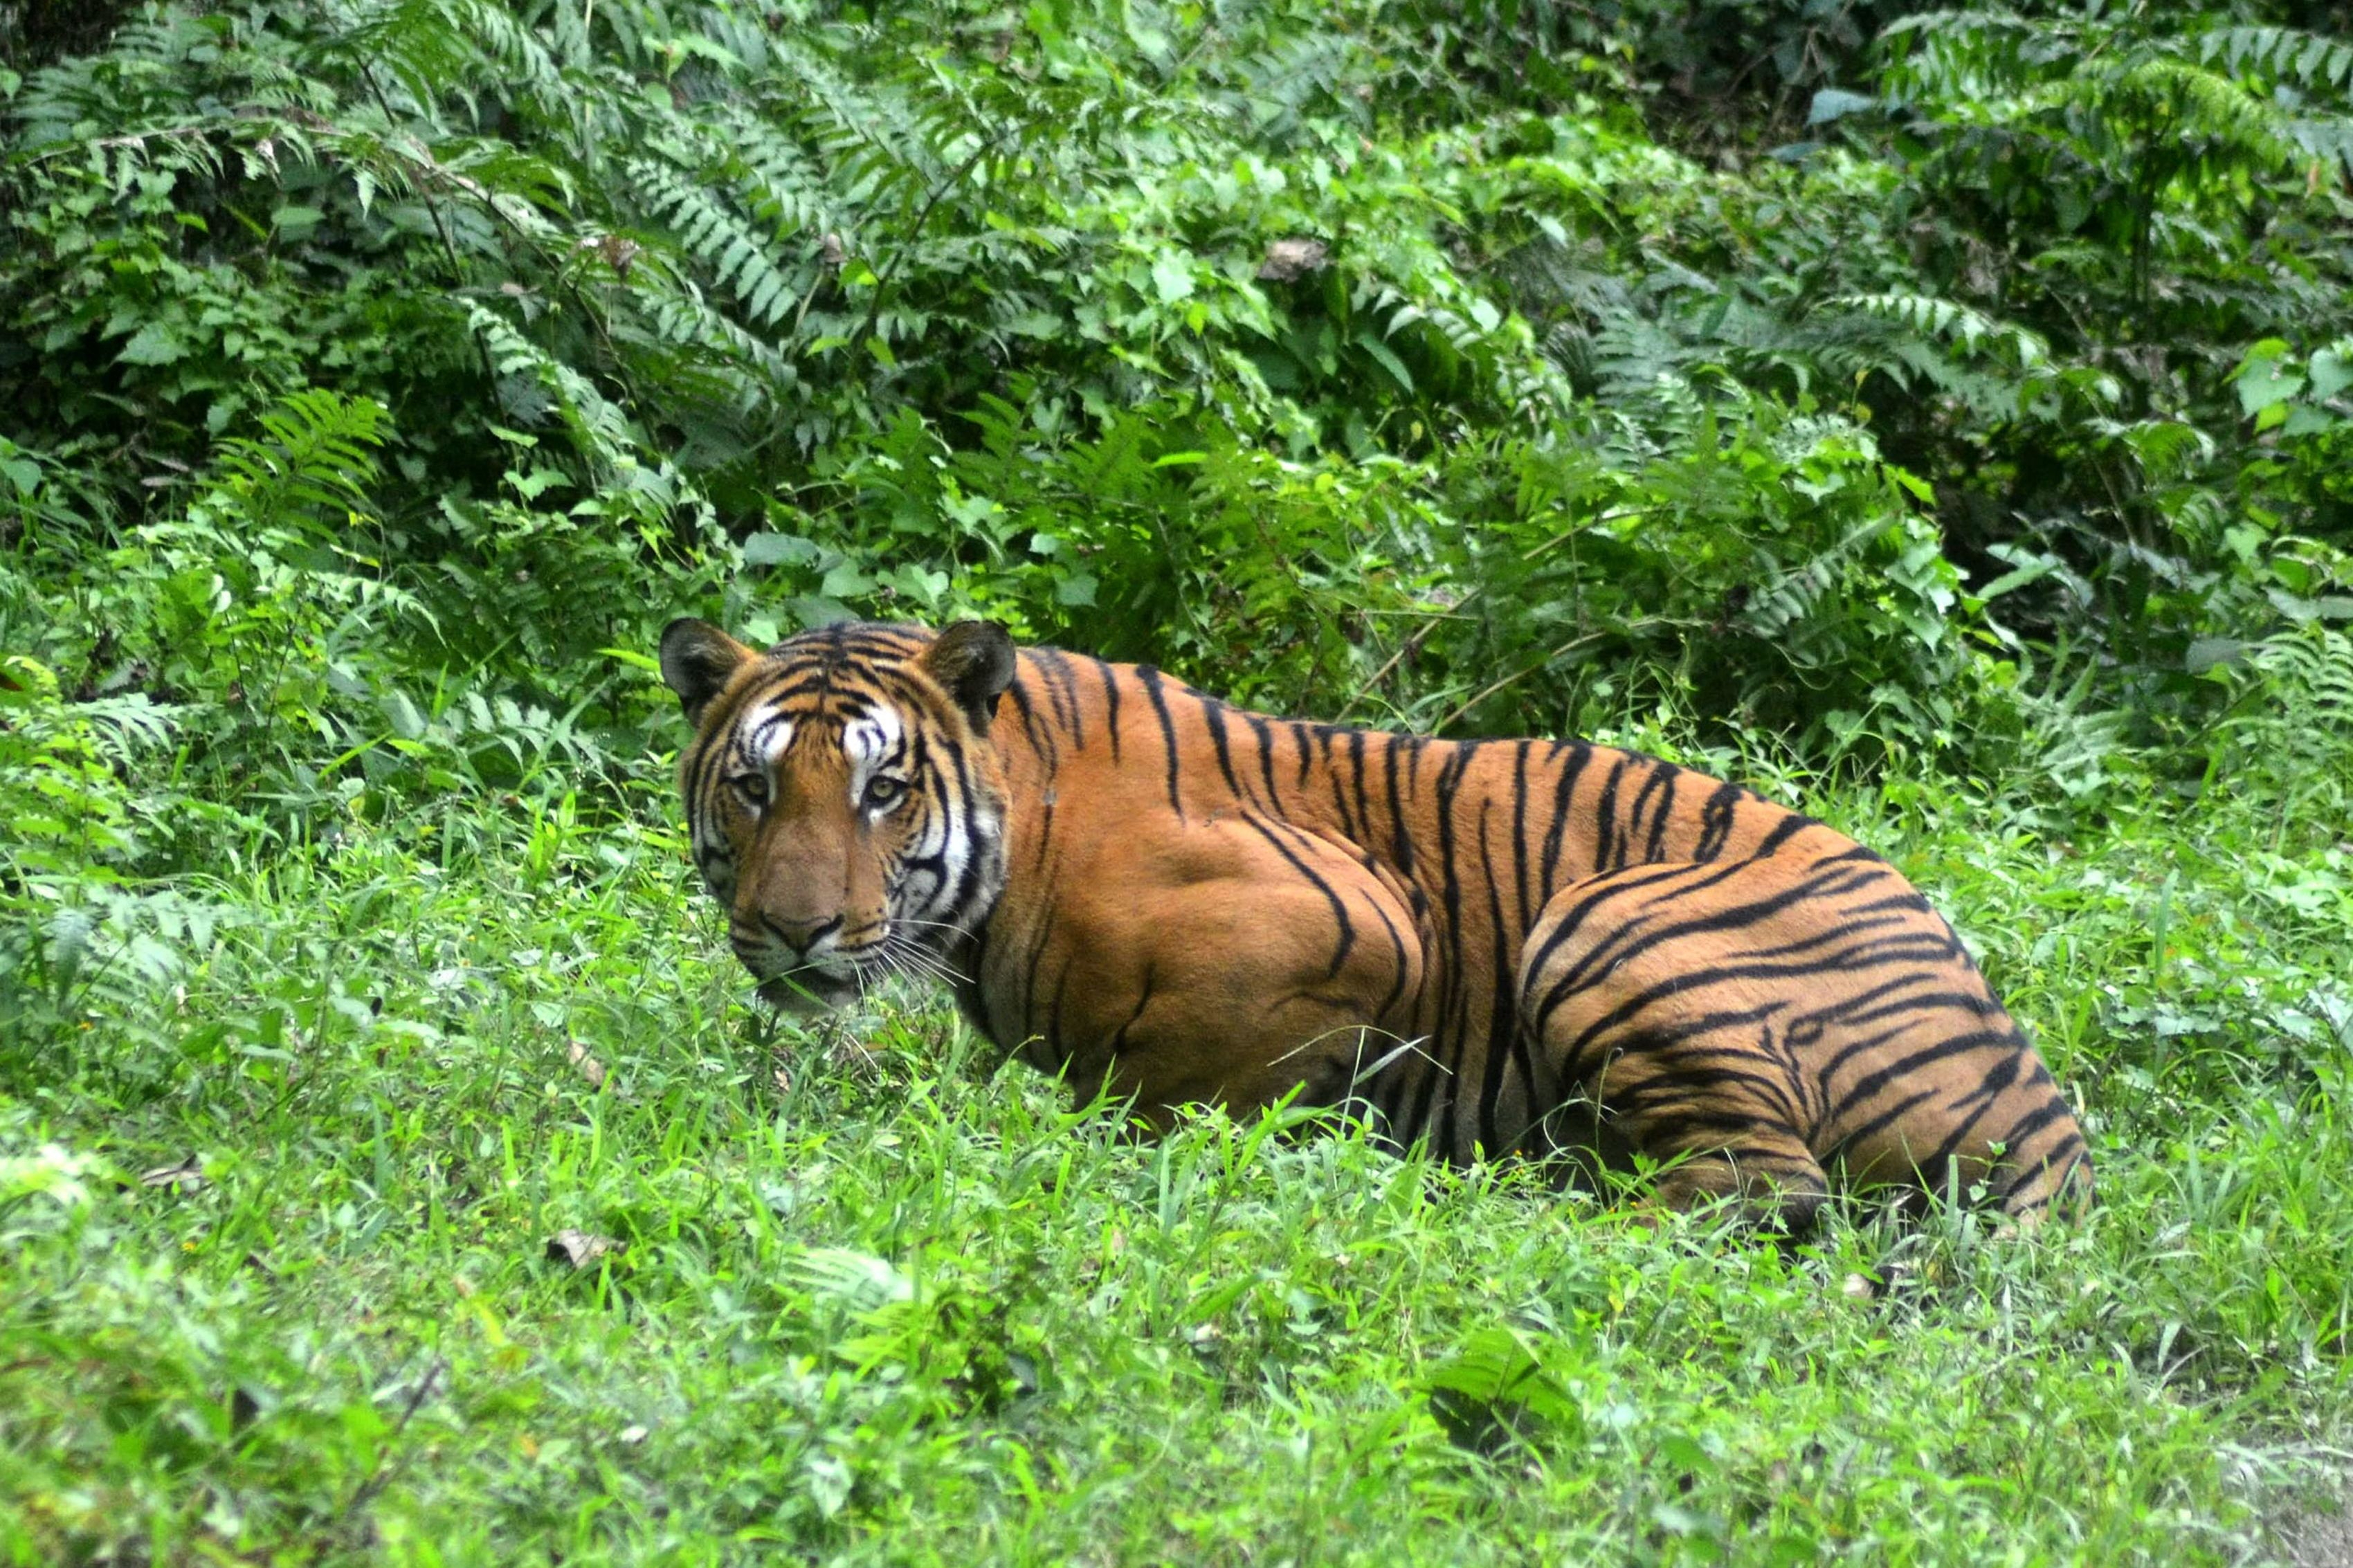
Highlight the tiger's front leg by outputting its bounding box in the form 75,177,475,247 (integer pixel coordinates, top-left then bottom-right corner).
988,813,1427,1132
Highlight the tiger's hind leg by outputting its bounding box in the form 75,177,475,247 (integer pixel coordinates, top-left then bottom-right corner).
1516,848,2090,1226
1547,1041,1833,1232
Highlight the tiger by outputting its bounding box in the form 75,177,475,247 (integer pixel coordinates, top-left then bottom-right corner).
658,615,2092,1228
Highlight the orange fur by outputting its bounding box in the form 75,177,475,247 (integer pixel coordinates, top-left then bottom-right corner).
663,619,2092,1226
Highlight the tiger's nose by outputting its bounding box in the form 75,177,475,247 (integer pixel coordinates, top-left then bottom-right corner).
760,913,839,951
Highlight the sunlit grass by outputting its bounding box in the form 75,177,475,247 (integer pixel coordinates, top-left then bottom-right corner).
4,749,2351,1565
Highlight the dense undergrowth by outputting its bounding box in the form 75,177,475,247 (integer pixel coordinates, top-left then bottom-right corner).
4,706,2351,1564
3,0,2352,1561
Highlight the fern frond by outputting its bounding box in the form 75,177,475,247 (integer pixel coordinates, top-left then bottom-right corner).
628,156,811,329
1738,516,1900,641
2089,418,2217,484
2199,27,2353,101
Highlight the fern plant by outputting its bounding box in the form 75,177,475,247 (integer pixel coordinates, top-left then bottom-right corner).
6,0,2345,796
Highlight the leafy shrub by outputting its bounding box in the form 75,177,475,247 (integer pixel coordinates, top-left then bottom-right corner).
2,0,2347,801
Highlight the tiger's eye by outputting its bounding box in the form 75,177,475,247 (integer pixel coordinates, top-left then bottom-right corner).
864,776,906,811
729,772,769,810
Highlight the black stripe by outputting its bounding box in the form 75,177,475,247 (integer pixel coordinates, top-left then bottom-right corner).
1363,884,1414,1025
1537,742,1591,906
1822,1087,1941,1165
1475,800,1520,1159
1834,1030,2021,1108
1030,786,1057,875
1245,712,1282,808
1097,657,1123,763
1986,1095,2077,1164
1552,999,1786,1084
1034,648,1085,749
1752,812,1816,858
1427,747,1480,1160
1995,1129,2087,1205
1347,729,1374,847
1381,737,1416,876
1694,783,1743,862
1542,858,1896,1004
1509,742,1533,936
1637,762,1678,864
1018,902,1059,1037
1591,756,1628,873
1005,676,1056,772
1200,695,1244,801
1237,814,1356,981
1918,1049,2027,1169
1605,1057,1806,1132
1520,859,1759,1005
1136,665,1184,817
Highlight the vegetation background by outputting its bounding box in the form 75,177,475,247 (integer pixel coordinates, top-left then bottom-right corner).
1,0,2350,1560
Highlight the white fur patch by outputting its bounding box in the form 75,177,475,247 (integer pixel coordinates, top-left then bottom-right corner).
691,707,792,903
842,704,905,811
917,797,989,928
740,704,794,766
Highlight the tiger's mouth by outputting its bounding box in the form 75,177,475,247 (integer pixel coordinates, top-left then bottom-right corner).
745,940,900,1014
735,909,967,1014
754,968,865,1015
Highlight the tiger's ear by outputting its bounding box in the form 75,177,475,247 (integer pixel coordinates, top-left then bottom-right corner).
919,619,1017,731
659,617,755,726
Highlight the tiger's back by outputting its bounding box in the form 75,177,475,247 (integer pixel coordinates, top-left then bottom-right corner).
662,619,2091,1224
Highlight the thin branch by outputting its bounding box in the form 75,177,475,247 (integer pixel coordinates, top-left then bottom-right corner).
1434,631,1610,735
1334,506,1655,722
338,1356,446,1529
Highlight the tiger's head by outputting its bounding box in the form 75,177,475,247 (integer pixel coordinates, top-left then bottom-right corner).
658,617,1018,1012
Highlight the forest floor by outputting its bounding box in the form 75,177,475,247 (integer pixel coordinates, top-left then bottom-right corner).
2275,1488,2353,1568
6,728,2352,1565
8,0,2353,1560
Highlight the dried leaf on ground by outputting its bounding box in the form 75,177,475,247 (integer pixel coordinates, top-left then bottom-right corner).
1256,237,1329,281
546,1230,624,1269
567,1039,607,1089
139,1156,207,1194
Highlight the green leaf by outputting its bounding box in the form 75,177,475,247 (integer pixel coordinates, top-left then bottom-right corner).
886,565,950,607
821,561,873,599
116,322,187,366
1807,89,1880,125
2307,349,2351,402
1150,252,1195,305
1976,557,2056,601
2184,638,2247,673
1424,1326,1583,1435
743,533,820,567
598,647,662,675
1889,468,1936,504
2235,344,2302,417
1356,331,1415,394
381,690,427,742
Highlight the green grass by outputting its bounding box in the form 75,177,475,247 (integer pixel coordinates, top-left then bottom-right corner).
5,741,2352,1565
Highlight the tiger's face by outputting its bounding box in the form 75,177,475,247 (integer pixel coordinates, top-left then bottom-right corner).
659,618,1017,1012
